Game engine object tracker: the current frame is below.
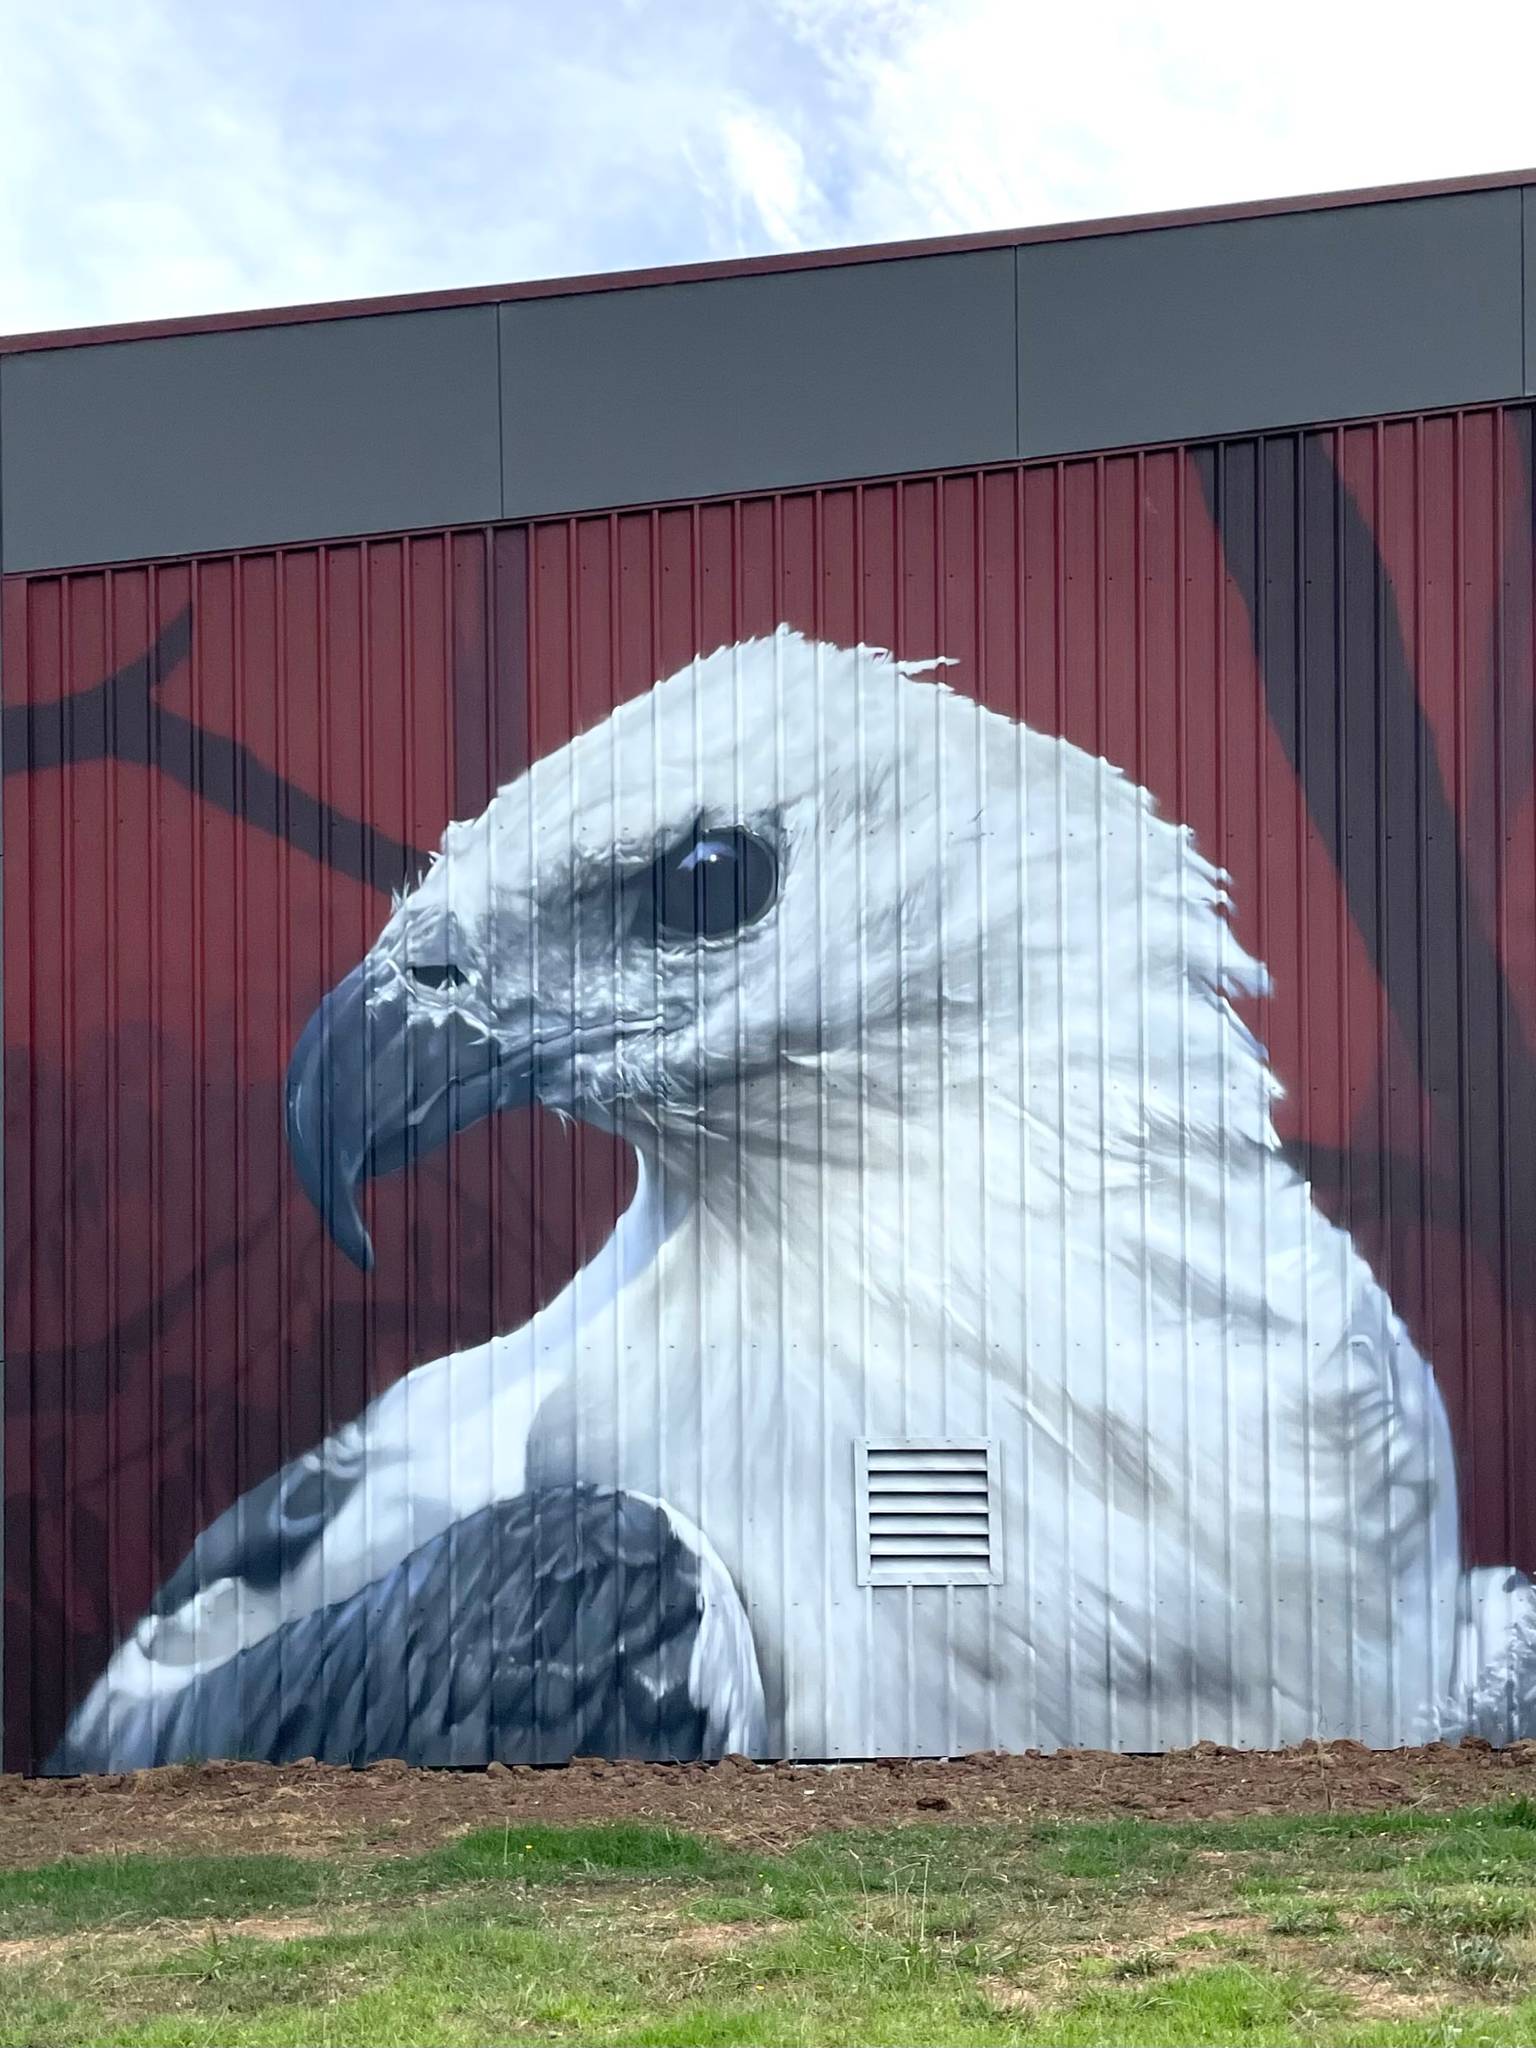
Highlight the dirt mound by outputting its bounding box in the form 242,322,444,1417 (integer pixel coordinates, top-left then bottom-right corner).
3,1739,1534,1869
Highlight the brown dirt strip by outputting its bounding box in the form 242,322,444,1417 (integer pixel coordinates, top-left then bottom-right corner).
3,1739,1535,1869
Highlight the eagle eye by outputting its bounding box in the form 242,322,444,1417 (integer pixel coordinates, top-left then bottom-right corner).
650,825,777,941
408,962,468,990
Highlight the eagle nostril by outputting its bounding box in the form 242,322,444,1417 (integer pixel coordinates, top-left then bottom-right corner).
408,963,468,990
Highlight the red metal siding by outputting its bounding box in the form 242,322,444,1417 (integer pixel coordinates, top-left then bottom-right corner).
4,410,1534,1768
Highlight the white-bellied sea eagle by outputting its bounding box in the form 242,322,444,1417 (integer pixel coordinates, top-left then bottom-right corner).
54,629,1536,1768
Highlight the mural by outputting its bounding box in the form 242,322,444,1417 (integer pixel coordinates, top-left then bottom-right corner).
6,418,1536,1768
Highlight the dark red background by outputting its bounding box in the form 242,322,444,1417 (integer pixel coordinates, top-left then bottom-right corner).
5,412,1535,1768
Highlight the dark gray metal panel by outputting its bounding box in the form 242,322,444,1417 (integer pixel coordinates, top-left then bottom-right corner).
1018,191,1526,456
499,251,1017,516
0,308,502,571
1524,188,1535,395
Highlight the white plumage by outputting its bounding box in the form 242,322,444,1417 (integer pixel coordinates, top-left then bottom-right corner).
64,628,1534,1764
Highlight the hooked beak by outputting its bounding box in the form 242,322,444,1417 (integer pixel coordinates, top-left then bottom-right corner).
284,962,533,1271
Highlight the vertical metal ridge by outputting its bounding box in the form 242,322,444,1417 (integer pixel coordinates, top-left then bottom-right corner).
723,499,748,1735
1170,444,1197,1746
891,477,915,1755
1499,419,1523,1548
1013,459,1037,1748
1409,415,1441,1670
1089,453,1115,1748
1045,456,1076,1739
58,577,76,1757
973,465,997,1755
1247,437,1281,1749
765,494,794,1748
185,560,205,1728
1507,413,1536,1565
1208,441,1238,1742
849,480,876,1753
931,474,953,1755
1452,413,1477,1542
563,510,586,1722
144,562,166,1739
807,495,833,1759
272,547,294,1739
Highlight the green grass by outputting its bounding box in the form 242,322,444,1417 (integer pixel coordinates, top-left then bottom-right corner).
10,1802,1536,2042
0,1853,329,1937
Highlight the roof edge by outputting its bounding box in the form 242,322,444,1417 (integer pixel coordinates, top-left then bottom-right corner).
4,162,1534,358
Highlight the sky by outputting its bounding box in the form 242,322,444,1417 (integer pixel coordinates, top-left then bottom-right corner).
2,0,1535,335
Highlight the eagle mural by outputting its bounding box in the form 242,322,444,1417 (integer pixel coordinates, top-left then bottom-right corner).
51,628,1536,1770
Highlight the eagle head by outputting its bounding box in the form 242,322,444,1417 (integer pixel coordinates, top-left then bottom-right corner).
285,629,981,1269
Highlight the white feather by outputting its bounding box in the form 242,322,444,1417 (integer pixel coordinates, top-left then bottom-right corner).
76,628,1533,1758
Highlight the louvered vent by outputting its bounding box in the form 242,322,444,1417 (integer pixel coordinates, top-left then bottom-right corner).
854,1439,1003,1587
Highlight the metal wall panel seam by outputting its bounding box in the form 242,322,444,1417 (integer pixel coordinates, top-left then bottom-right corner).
1254,435,1281,1751
133,562,150,1763
187,562,207,1763
1368,421,1395,1730
234,555,256,1742
528,526,550,1750
1012,248,1024,462
731,507,753,1748
495,303,508,524
936,477,957,1754
1172,448,1197,1745
1490,421,1516,1593
772,512,800,1752
1523,189,1533,394
1514,416,1536,1554
1049,455,1073,1740
1328,433,1358,1732
1013,460,1036,1748
686,501,706,1754
1453,418,1475,1550
274,550,295,1743
808,533,834,1759
60,583,76,1769
1088,455,1112,1745
1409,418,1439,1688
360,537,380,1749
1224,444,1249,1736
1382,416,1410,1722
849,482,876,1752
973,468,998,1754
1293,431,1321,1735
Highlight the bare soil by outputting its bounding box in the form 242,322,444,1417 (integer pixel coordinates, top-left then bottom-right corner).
4,1739,1536,1869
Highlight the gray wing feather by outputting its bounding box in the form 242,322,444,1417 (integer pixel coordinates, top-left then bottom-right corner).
52,1485,762,1772
148,1434,366,1614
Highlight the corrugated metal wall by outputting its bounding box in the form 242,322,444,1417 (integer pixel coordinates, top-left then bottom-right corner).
4,406,1534,1768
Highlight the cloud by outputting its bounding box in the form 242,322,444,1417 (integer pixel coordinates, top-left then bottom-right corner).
779,0,1536,241
2,0,1533,333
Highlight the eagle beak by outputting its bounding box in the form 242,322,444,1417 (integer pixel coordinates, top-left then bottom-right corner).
285,961,533,1271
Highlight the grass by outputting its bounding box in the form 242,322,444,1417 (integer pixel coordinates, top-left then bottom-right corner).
10,1804,1536,2041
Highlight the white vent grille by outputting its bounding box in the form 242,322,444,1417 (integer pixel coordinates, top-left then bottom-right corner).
854,1439,1003,1587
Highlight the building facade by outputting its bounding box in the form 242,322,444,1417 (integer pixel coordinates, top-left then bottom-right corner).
3,171,1535,1770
